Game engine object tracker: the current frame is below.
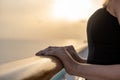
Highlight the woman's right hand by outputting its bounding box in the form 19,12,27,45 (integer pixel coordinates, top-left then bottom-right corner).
65,46,86,63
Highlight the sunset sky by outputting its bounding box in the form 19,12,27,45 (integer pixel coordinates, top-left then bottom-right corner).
0,0,104,40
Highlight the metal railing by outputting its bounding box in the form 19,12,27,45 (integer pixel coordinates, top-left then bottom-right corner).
0,45,87,80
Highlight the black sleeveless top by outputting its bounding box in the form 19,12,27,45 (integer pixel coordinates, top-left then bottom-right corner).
87,8,120,65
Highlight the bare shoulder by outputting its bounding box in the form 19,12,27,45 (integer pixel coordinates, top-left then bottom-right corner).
115,1,120,11
106,0,120,17
111,0,120,15
112,0,120,24
113,0,120,7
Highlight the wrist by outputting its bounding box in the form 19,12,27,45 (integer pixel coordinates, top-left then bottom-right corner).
72,62,81,75
65,61,80,75
72,62,86,77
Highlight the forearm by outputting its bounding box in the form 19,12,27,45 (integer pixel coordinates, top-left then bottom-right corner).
72,63,120,80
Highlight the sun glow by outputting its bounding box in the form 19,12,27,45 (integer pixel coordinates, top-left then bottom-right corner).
52,0,94,21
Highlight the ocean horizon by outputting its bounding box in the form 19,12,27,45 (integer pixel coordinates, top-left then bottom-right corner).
0,38,86,64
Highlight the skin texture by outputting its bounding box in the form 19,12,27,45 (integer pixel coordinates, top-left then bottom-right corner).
107,0,120,24
36,0,120,80
36,46,120,80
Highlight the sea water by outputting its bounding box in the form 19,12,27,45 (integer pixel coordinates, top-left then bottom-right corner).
0,39,85,64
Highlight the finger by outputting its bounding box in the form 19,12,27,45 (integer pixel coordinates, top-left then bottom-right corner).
65,45,77,53
48,46,58,48
35,50,46,56
65,45,80,58
35,47,52,56
36,46,57,56
64,46,82,63
64,45,77,56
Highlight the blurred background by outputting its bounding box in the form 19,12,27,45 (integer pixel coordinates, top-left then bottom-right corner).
0,0,104,64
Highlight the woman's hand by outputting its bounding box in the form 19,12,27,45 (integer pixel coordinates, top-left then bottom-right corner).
36,46,69,59
64,46,86,63
35,45,79,74
36,45,84,63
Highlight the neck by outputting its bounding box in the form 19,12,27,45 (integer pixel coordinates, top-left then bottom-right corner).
106,0,116,17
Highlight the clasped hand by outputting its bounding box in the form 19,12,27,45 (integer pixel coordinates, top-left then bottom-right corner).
35,45,82,74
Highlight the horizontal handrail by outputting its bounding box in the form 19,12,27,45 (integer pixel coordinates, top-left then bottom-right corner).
0,56,63,80
0,44,87,80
